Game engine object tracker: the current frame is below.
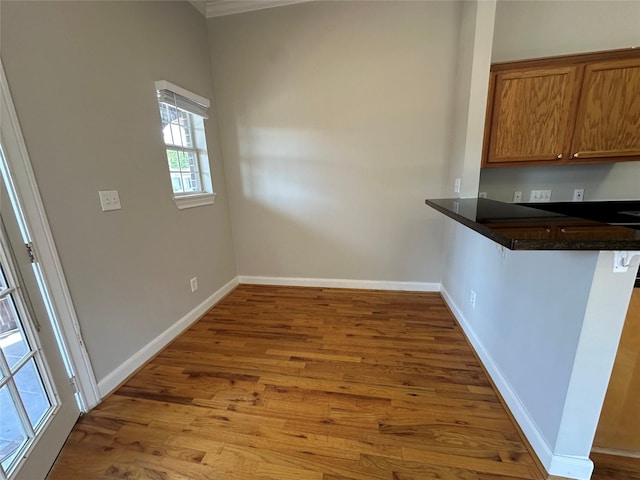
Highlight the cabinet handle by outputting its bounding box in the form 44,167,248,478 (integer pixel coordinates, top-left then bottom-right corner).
572,153,579,158
557,154,563,159
546,228,551,233
561,228,566,233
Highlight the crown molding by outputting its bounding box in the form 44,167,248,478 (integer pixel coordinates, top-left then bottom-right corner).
203,0,312,18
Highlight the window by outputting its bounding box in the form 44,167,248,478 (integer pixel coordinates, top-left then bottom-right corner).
155,80,215,209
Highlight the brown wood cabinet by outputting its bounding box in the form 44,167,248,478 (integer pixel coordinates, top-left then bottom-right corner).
486,221,636,241
483,49,640,168
593,288,640,454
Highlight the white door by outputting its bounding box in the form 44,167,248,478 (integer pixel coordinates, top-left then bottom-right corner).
0,159,80,480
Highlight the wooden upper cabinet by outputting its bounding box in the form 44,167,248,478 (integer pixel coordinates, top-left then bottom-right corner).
482,49,640,168
570,58,640,161
485,67,578,165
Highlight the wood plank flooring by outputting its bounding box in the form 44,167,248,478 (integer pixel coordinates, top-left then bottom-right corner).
47,285,549,480
592,452,640,479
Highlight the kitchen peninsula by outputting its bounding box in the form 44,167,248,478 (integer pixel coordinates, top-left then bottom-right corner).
428,197,640,480
426,198,640,250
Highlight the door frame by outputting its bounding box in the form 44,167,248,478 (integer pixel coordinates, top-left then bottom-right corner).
0,60,100,411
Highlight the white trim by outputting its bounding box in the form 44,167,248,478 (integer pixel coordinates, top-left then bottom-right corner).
548,455,595,480
440,285,594,480
97,276,239,398
0,61,101,409
238,275,440,292
173,192,216,210
205,0,313,18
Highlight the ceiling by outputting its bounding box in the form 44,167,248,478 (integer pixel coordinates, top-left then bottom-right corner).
189,0,312,18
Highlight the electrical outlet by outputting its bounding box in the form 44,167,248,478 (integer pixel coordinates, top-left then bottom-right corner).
573,189,585,202
529,190,552,202
98,190,121,211
513,191,522,203
478,192,487,199
454,178,461,194
470,290,477,309
190,277,198,293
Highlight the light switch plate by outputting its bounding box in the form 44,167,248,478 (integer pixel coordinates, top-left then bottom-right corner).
98,190,121,211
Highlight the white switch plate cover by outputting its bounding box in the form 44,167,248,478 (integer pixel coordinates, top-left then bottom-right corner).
454,178,461,194
190,277,198,292
513,191,522,203
529,190,552,202
573,189,585,202
478,192,487,198
98,190,121,211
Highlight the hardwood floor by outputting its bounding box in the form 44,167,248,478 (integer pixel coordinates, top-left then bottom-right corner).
47,285,549,480
592,452,640,479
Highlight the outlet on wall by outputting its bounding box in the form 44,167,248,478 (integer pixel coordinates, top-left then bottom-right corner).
454,178,461,194
513,191,522,203
98,190,121,211
529,190,552,202
573,189,585,202
190,277,198,293
470,290,477,309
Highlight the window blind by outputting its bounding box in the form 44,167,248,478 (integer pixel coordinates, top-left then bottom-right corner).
157,89,209,119
155,80,210,119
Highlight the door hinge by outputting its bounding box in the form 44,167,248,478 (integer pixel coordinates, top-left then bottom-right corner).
25,242,37,263
70,376,79,394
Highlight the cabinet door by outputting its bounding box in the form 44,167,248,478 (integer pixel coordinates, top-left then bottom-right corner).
556,224,637,240
489,226,553,240
570,58,640,161
485,66,578,165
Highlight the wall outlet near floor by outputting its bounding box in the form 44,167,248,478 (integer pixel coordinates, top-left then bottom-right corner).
513,191,522,203
478,192,487,199
470,290,477,309
573,189,585,202
190,277,198,293
529,190,552,202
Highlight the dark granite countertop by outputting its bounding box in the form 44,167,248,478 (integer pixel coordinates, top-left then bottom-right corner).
425,198,640,252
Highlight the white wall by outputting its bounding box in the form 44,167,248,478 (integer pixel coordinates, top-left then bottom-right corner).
479,0,640,203
446,0,495,199
442,222,596,452
208,1,461,286
441,221,638,478
0,1,238,388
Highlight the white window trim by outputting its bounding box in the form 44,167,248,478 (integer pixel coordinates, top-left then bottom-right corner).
173,192,216,210
155,80,215,210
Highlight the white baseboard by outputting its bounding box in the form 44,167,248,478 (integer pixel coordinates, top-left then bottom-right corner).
97,276,239,398
440,286,594,480
238,275,440,292
548,454,595,480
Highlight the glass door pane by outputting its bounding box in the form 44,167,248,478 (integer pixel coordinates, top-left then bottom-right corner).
0,261,54,478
